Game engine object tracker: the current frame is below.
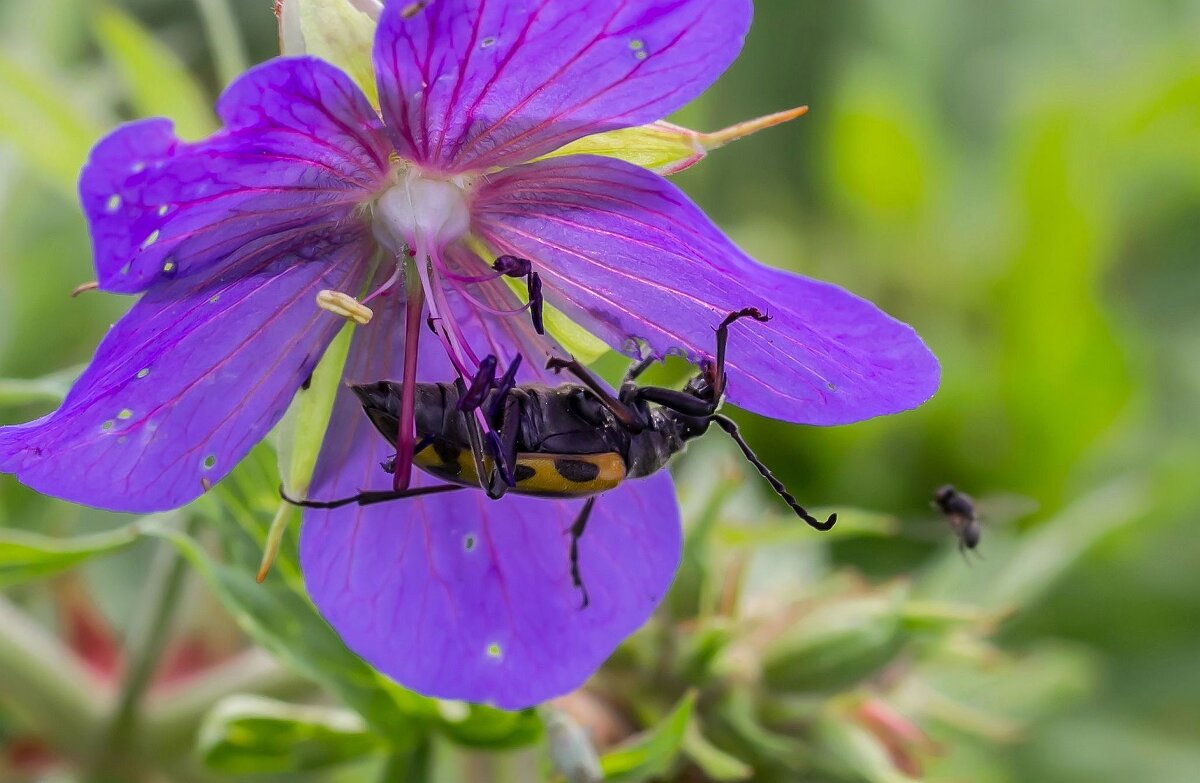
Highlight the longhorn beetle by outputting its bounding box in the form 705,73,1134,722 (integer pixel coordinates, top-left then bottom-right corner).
285,307,837,607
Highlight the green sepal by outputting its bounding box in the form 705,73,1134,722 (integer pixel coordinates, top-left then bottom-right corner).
541,108,808,176
275,322,355,498
760,585,909,694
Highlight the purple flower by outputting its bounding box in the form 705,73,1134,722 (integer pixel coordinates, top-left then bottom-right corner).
0,0,938,709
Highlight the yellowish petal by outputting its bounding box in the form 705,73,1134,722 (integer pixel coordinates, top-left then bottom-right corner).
278,0,379,107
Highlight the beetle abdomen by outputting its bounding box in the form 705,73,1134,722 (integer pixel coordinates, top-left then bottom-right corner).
412,438,625,498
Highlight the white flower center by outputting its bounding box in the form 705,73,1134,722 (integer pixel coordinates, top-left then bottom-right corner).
372,170,472,252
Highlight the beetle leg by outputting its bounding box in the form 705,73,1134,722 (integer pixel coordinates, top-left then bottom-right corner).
545,356,647,432
495,392,524,486
630,386,720,417
280,483,466,510
712,308,771,399
623,355,657,385
567,497,597,610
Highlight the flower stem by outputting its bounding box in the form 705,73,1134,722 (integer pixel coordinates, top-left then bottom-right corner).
192,0,250,86
101,518,198,764
0,596,105,758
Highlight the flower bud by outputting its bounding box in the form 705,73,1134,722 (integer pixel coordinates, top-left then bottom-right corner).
760,587,909,693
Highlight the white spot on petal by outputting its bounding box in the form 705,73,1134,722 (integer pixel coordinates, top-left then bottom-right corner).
140,230,160,250
105,195,122,213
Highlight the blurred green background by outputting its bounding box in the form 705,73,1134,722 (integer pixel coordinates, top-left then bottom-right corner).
2,1,1199,781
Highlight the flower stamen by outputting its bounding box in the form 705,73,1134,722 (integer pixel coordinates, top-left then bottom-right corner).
492,255,546,335
316,290,374,325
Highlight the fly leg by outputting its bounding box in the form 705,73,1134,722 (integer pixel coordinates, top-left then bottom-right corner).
281,483,466,510
545,356,647,432
567,497,597,609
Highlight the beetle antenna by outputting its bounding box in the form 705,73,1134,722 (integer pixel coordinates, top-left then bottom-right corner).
711,415,836,531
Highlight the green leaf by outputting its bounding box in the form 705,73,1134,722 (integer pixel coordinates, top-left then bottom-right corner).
92,5,215,140
0,366,83,407
435,702,543,750
139,519,435,739
715,508,899,548
683,722,753,781
0,524,142,589
0,52,102,194
600,691,696,782
198,694,382,774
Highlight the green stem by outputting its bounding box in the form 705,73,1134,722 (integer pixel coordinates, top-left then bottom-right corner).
378,739,433,783
192,0,250,86
0,596,106,757
101,520,197,765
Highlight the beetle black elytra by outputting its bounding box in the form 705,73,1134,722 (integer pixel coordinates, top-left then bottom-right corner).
286,306,837,606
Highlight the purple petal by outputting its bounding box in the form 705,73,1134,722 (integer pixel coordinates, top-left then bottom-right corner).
300,280,681,709
82,57,389,294
472,156,941,425
373,0,751,172
0,237,375,513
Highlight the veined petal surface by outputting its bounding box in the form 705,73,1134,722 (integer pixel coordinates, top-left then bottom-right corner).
82,57,389,293
373,0,751,172
301,280,681,709
472,156,941,425
0,236,375,513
